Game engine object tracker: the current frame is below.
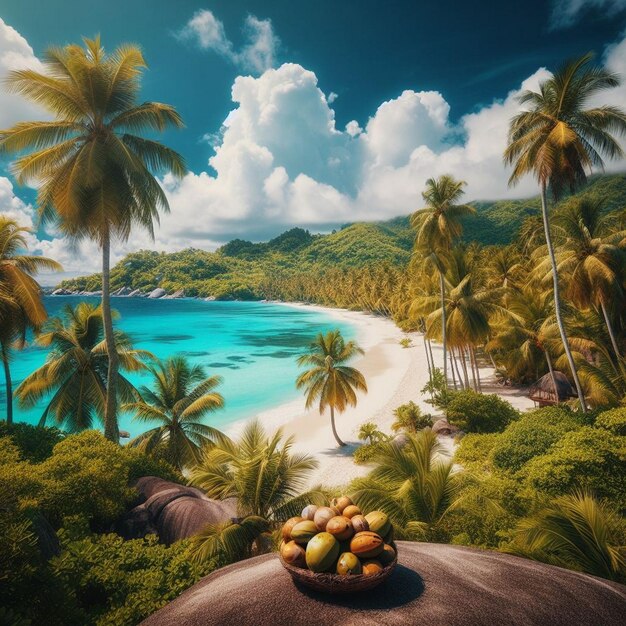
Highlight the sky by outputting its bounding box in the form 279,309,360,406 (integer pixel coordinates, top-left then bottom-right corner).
1,0,626,281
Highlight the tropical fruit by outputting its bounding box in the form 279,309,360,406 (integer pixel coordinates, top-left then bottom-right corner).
326,516,354,541
331,495,353,513
350,514,369,533
280,540,306,568
342,505,361,519
305,532,340,572
350,531,384,558
336,552,362,575
314,506,337,531
281,516,303,541
365,511,391,538
379,543,396,565
301,504,319,521
362,560,383,576
291,520,318,545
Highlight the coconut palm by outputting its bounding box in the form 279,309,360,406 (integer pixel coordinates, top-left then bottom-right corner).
0,217,62,422
125,357,225,471
15,302,148,431
296,330,367,447
506,491,625,582
411,175,476,384
351,429,478,541
189,420,324,562
504,52,626,411
0,37,187,442
357,421,384,445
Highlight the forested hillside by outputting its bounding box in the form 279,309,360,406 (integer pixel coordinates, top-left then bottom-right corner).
59,174,626,299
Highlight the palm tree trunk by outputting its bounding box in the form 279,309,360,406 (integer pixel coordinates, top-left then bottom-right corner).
439,271,448,386
427,339,435,377
460,346,470,389
600,301,622,362
452,347,464,389
545,349,559,405
101,229,120,442
1,344,12,425
470,347,482,392
539,183,586,412
423,335,432,380
468,346,478,391
449,349,458,390
330,406,346,447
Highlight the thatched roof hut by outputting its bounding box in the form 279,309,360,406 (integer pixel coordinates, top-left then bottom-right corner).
528,371,576,407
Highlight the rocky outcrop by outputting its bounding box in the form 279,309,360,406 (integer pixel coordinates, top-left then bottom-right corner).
141,542,626,626
431,418,458,436
51,288,73,295
128,289,143,297
163,289,185,299
116,477,236,545
148,288,167,299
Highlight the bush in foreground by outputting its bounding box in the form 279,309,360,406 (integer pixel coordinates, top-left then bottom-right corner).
446,390,520,433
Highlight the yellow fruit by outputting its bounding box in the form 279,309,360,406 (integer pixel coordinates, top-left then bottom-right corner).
281,516,303,542
291,520,318,544
362,560,383,575
301,505,318,520
305,532,340,572
350,531,384,558
365,511,391,538
280,540,306,568
326,516,354,541
330,496,353,513
313,506,337,531
336,552,362,575
379,543,396,565
351,514,369,533
342,505,361,519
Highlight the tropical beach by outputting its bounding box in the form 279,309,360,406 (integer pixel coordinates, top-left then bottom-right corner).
1,1,626,624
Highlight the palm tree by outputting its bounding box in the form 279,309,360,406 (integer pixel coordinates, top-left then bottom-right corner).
552,197,626,363
0,37,187,442
15,302,148,431
504,52,626,412
189,420,324,562
506,491,625,582
358,421,384,445
0,217,62,422
411,175,476,385
125,357,225,471
296,330,367,447
351,429,476,541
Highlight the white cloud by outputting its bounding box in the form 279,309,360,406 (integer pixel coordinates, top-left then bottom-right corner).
328,91,338,104
178,9,278,74
550,0,626,29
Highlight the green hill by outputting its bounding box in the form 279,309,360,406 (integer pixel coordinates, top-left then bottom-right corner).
59,174,626,299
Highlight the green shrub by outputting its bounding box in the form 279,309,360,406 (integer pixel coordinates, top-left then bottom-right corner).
353,442,384,464
446,390,519,433
595,408,626,436
392,401,432,433
490,407,584,473
523,427,626,510
0,422,64,462
454,433,501,470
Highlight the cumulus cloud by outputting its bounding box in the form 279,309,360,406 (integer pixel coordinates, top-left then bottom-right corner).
178,9,278,73
550,0,626,29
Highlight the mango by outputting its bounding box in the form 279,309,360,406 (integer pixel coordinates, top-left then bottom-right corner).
326,516,354,541
379,543,396,565
331,495,353,513
301,504,318,521
362,560,383,576
313,506,337,531
291,520,318,544
281,516,303,541
280,540,306,568
365,511,391,538
351,514,369,533
342,505,361,519
350,531,384,558
305,532,340,572
336,552,362,575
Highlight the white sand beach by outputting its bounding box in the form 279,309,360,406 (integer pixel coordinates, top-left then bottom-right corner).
226,303,535,489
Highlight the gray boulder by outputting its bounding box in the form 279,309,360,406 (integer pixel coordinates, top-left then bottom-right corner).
128,289,142,297
141,542,626,626
431,418,458,436
148,288,166,299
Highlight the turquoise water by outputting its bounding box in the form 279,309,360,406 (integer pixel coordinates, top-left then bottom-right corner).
3,297,355,437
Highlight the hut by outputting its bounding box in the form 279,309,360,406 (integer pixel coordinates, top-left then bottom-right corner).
528,371,576,407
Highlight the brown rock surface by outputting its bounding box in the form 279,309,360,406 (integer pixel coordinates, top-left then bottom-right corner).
141,541,626,626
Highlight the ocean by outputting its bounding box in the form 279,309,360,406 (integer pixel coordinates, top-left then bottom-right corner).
2,297,356,438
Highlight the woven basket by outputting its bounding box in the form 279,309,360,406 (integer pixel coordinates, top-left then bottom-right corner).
279,544,397,594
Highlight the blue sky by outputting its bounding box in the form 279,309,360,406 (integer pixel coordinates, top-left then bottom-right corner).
1,0,626,279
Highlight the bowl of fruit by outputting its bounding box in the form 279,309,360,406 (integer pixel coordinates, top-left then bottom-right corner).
278,496,397,594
